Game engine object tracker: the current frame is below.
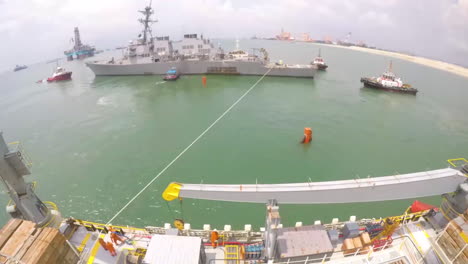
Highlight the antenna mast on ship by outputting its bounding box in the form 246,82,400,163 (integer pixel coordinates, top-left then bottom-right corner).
389,60,393,73
138,0,158,44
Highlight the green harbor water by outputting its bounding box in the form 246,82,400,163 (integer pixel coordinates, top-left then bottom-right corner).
1,40,468,229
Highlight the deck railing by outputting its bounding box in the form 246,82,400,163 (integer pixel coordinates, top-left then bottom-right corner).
7,141,33,171
207,236,422,264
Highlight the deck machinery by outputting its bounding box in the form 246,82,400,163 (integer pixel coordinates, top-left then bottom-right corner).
1,131,468,263
0,132,61,227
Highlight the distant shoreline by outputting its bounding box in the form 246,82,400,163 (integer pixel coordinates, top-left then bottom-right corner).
321,43,468,79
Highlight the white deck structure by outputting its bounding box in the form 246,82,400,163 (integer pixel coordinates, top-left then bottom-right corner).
172,168,466,204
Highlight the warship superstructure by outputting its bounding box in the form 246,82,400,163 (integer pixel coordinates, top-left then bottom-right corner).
86,3,315,78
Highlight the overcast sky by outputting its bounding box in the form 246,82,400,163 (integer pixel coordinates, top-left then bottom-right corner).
1,0,467,71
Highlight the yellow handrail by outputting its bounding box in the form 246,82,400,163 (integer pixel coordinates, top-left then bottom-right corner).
447,158,468,168
44,201,59,211
76,219,146,232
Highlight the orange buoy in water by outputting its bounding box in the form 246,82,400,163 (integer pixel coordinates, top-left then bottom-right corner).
302,127,312,143
202,76,207,86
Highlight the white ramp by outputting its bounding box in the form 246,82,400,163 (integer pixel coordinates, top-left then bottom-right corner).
172,168,466,204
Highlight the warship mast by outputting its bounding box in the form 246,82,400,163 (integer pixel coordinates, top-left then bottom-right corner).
138,0,158,44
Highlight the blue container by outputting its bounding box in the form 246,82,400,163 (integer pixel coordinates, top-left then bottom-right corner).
343,222,360,239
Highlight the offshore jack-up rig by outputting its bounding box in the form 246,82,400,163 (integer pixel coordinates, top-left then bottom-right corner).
64,27,95,61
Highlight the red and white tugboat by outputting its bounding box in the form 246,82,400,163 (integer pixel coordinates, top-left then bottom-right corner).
311,48,328,70
360,61,418,95
47,66,72,82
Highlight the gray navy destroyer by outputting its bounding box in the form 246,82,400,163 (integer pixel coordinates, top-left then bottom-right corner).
86,3,315,78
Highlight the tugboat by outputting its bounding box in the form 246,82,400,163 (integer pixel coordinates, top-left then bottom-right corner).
360,61,418,95
163,68,179,81
311,49,328,70
47,66,72,82
13,65,28,72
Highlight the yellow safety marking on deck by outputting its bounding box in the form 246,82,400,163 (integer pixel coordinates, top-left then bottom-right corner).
440,197,462,220
399,238,407,251
415,223,431,239
447,158,468,168
121,247,135,251
415,223,445,264
440,207,454,221
460,232,468,243
87,235,105,264
366,248,373,260
78,233,91,252
404,225,423,253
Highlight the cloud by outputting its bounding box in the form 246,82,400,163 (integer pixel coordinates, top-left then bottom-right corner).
443,0,468,52
0,0,467,71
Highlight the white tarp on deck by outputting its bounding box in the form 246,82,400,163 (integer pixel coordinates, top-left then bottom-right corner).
143,235,202,264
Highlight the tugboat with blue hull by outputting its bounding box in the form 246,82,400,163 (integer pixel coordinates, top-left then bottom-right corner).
361,61,418,95
163,68,179,81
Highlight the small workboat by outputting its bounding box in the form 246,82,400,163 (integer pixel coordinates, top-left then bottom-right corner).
311,49,328,70
163,68,180,81
13,65,28,72
47,67,72,82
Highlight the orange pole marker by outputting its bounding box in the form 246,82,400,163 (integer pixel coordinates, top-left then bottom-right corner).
202,76,207,86
302,127,313,143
